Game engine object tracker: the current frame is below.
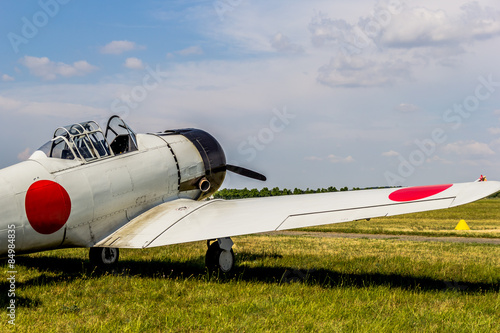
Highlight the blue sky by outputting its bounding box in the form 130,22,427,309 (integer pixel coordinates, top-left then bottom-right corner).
1,0,500,190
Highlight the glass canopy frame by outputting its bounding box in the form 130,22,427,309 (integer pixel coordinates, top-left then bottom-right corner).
39,116,138,163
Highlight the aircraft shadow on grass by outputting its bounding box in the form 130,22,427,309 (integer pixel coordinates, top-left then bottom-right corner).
2,253,498,309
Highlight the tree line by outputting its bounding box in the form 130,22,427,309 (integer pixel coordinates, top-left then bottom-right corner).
213,186,362,200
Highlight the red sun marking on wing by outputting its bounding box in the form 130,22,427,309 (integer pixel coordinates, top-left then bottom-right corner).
389,184,453,202
25,180,71,234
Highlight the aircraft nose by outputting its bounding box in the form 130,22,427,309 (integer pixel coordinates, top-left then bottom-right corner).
176,128,227,197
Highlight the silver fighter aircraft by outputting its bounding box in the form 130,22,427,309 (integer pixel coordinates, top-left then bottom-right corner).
2,116,499,273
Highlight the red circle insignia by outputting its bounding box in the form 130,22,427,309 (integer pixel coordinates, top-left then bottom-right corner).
389,184,453,202
25,180,71,234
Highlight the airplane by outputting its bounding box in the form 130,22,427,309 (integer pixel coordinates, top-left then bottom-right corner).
2,115,500,273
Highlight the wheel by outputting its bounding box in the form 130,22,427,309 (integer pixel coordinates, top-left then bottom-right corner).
89,247,119,267
205,242,235,274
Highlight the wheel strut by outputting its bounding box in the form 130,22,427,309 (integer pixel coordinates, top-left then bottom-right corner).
205,237,235,273
89,247,119,267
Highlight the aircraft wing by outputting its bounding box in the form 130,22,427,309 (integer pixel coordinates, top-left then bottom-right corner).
96,181,500,249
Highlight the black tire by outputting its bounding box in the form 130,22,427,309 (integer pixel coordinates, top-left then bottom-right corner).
205,242,235,274
89,247,119,267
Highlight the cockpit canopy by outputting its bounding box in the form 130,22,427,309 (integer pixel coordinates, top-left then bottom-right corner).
38,116,138,163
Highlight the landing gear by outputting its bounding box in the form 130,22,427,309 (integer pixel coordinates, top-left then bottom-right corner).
89,247,119,267
205,238,235,273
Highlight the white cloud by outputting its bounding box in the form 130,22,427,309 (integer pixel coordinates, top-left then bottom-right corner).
442,141,495,156
488,127,500,135
394,103,419,113
270,33,304,54
307,2,500,88
308,12,375,50
328,154,355,164
382,150,399,157
426,155,452,164
2,74,14,82
124,57,145,70
19,56,98,81
317,55,411,87
381,3,500,48
100,40,145,55
179,45,204,56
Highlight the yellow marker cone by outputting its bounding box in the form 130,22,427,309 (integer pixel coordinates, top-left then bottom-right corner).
455,219,470,230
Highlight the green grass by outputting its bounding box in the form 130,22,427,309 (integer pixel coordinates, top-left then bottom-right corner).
1,199,499,332
302,198,500,238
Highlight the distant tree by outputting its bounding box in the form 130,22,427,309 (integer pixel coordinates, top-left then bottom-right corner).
260,187,271,197
271,187,281,196
239,188,248,199
249,188,260,198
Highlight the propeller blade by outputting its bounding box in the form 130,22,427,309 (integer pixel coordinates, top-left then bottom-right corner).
226,164,267,181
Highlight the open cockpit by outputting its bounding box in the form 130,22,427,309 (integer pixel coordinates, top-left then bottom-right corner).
38,116,138,163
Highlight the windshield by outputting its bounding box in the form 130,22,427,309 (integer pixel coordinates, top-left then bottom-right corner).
39,120,113,162
105,115,138,155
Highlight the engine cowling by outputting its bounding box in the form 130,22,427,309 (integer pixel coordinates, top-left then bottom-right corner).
167,128,227,200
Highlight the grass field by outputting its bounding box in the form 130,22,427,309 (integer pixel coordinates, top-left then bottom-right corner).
2,199,499,332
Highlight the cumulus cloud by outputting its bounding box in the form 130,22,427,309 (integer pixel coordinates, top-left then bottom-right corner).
309,13,375,52
381,8,458,48
442,140,495,156
381,3,500,48
19,56,98,80
309,2,500,51
2,74,14,82
317,55,411,87
309,2,500,88
270,33,304,54
124,57,145,69
100,40,145,54
179,45,204,56
328,154,355,164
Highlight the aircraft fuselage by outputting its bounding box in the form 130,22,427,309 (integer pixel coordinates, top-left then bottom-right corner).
0,129,226,257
